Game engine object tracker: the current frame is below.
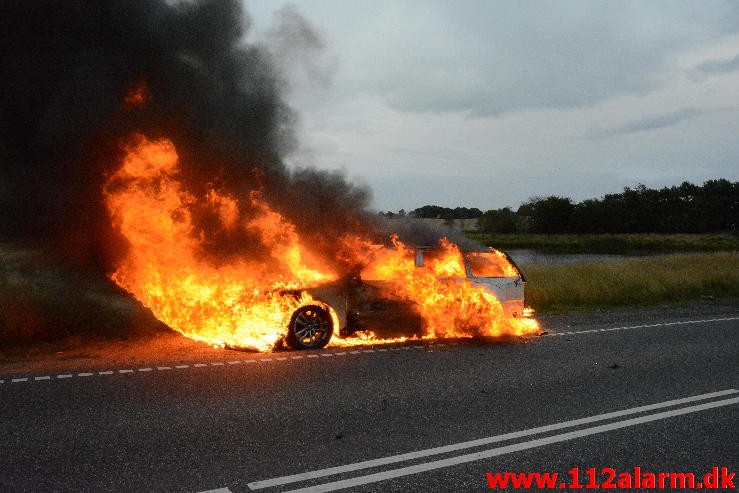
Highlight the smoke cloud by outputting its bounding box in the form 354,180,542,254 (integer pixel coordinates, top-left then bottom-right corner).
0,0,375,268
0,0,477,276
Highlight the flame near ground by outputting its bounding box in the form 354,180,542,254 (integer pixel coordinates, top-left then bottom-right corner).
103,135,539,351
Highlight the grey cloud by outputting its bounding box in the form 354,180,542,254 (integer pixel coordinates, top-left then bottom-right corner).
588,108,704,140
332,0,739,116
696,54,739,75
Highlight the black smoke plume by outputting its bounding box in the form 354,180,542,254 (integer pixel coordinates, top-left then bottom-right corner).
0,0,377,272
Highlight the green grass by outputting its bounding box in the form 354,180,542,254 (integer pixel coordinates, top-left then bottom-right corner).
467,233,739,254
522,252,739,313
0,244,157,346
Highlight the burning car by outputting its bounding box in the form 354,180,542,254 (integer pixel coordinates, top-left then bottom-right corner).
104,137,539,352
280,246,529,349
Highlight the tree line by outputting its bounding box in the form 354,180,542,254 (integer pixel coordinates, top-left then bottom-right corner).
379,179,738,234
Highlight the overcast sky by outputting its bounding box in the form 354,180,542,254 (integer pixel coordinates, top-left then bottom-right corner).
245,1,739,212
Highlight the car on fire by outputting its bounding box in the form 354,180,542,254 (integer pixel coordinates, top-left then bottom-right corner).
280,247,528,349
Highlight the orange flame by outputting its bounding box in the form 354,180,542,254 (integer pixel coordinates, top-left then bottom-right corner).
123,79,150,107
104,135,539,351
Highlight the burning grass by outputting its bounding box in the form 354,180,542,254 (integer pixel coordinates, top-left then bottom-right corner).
523,252,739,312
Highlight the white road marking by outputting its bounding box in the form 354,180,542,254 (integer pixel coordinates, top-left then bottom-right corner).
248,389,738,490
544,316,739,337
34,376,50,381
197,488,233,493
11,378,28,383
281,396,739,492
4,317,734,387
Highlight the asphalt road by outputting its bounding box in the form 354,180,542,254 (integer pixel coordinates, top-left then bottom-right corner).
1,302,737,492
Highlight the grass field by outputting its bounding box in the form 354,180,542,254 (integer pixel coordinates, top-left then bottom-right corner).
0,244,161,346
468,232,739,253
522,252,739,313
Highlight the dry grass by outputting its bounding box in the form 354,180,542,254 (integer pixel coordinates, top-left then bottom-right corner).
0,244,164,347
523,252,739,312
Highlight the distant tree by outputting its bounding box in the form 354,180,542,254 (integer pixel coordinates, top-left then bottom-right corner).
518,196,574,233
479,207,518,233
404,179,738,234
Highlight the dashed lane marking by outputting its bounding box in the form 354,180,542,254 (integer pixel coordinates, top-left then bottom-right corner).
3,316,734,387
542,316,739,338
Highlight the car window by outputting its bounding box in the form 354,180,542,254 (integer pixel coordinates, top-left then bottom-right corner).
464,251,519,277
419,248,466,277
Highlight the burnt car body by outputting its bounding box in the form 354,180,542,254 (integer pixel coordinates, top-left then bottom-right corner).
280,247,527,350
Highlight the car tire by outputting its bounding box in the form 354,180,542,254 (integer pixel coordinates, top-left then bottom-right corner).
286,304,333,350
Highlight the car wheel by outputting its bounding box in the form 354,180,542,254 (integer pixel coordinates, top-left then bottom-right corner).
286,304,333,350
